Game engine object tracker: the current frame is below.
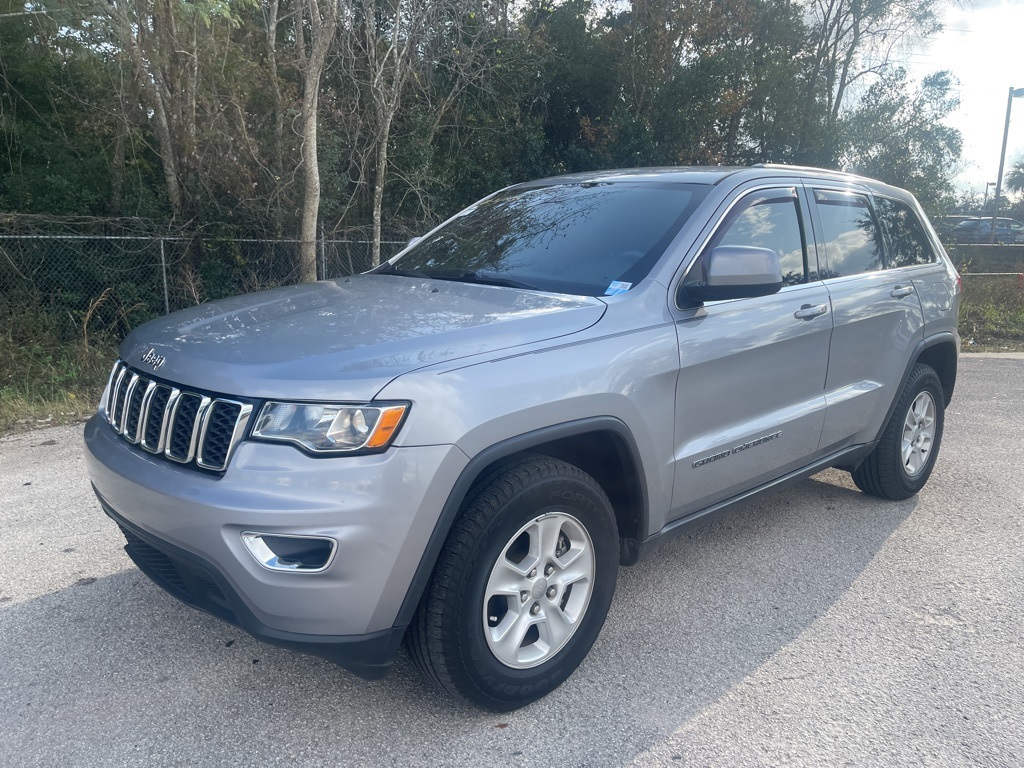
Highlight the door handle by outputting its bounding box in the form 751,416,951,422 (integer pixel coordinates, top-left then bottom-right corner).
794,303,829,320
891,284,915,299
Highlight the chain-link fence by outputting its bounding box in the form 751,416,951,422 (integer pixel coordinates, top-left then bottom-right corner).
4,225,1024,354
0,232,406,345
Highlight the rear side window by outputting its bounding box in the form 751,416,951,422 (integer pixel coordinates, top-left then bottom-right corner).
813,189,883,278
706,188,809,286
875,197,937,267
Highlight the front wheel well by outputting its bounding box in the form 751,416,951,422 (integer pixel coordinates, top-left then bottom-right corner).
476,430,645,559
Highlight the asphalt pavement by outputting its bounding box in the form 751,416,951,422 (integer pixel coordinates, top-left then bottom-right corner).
1,354,1021,767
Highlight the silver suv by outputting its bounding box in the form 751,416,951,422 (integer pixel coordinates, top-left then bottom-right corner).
84,166,960,710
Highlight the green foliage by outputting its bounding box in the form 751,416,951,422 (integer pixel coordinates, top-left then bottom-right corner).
0,303,115,434
959,275,1024,352
0,0,962,234
1005,158,1024,196
0,7,112,215
841,68,962,219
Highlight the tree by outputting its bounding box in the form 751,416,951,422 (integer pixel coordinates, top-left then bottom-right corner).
0,0,124,215
841,68,962,217
294,0,340,281
797,0,942,165
1005,157,1024,196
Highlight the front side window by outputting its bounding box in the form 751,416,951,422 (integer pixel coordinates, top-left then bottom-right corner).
813,189,884,278
875,197,937,267
384,182,710,297
703,188,809,286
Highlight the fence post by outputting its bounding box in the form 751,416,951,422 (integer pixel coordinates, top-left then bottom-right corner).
160,237,170,314
318,222,325,281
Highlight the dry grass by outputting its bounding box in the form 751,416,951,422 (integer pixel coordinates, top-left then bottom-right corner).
0,307,115,435
959,274,1024,352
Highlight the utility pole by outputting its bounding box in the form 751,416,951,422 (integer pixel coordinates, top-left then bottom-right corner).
991,86,1024,243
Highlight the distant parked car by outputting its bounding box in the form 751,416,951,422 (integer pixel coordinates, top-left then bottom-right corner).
952,217,1024,243
934,215,977,240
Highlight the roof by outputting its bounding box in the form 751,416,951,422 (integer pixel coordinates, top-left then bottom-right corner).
517,164,887,189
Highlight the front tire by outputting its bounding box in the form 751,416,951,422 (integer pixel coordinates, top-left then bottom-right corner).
406,455,618,711
852,363,945,500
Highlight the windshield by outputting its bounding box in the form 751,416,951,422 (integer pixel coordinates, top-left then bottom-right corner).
380,182,710,297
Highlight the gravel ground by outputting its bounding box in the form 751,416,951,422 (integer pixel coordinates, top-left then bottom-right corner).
0,354,1021,767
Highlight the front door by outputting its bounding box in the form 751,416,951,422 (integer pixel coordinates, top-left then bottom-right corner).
669,186,833,519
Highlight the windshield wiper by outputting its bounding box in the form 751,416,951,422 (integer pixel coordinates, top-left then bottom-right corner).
373,263,433,279
433,271,540,291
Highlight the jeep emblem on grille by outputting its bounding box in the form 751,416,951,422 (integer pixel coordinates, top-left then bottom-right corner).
141,348,166,371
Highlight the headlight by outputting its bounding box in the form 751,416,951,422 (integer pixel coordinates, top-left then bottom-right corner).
251,401,409,454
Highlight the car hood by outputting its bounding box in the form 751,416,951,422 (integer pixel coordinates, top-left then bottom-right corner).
119,275,606,400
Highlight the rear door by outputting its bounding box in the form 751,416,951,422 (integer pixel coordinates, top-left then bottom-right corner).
807,185,925,452
874,195,956,333
668,184,833,518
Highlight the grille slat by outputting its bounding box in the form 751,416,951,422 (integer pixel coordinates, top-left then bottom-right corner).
198,401,245,470
124,378,151,443
166,392,205,462
109,368,131,429
104,361,251,473
141,385,173,453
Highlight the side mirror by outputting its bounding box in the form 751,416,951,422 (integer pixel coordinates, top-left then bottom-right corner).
680,245,784,304
405,236,423,250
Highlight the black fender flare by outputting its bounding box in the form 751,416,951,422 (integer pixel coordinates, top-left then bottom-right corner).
392,416,649,629
872,332,958,446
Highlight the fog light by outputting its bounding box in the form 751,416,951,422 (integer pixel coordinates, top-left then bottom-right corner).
241,532,336,573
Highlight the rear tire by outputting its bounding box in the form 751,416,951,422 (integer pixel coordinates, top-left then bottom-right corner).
852,363,945,500
406,455,618,711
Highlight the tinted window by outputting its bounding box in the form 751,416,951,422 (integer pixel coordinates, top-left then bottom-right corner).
813,189,883,278
875,197,937,267
707,189,808,286
387,182,710,296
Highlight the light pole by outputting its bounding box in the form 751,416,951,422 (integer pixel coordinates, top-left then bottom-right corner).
984,181,997,210
990,86,1024,242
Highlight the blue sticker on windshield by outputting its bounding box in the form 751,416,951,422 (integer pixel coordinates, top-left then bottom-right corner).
604,281,632,296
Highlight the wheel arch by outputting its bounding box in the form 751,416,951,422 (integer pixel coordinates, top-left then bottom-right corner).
914,335,958,406
867,332,957,449
392,417,649,630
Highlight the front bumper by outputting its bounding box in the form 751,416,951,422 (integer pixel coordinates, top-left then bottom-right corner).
84,414,468,678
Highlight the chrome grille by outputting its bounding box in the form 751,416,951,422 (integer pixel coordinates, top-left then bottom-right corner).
104,361,253,472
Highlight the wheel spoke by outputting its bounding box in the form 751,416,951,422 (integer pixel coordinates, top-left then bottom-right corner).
552,551,594,590
490,607,536,661
533,514,566,562
486,557,530,597
539,603,577,649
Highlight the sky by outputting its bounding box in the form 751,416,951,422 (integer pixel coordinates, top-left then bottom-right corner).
904,0,1024,194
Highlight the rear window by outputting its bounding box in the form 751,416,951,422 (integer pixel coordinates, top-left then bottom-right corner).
388,182,710,296
875,197,937,267
813,189,884,278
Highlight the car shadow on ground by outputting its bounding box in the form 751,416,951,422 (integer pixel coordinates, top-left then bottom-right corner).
0,470,913,766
